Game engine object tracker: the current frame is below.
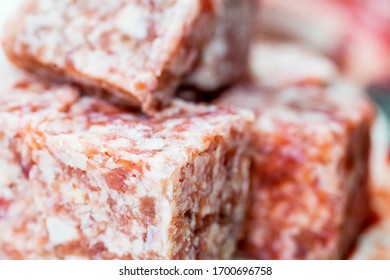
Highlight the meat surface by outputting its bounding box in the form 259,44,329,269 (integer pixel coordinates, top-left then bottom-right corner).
216,82,375,259
0,69,253,259
2,0,256,114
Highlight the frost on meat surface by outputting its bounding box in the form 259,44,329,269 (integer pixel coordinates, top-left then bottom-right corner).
0,72,253,259
2,0,256,114
0,68,79,259
216,83,375,259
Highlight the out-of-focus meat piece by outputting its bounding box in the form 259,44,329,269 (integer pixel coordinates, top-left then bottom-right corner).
369,111,390,221
261,0,390,86
352,221,390,260
0,72,253,260
250,41,338,88
2,0,256,114
216,82,376,259
185,0,256,91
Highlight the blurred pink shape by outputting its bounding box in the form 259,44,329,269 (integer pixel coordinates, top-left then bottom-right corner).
262,0,390,86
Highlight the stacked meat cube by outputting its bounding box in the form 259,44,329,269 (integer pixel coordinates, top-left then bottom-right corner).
3,0,256,114
0,69,254,260
217,82,374,259
0,0,377,259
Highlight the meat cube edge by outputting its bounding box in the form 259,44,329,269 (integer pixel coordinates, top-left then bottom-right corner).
0,70,254,259
216,82,376,259
2,0,257,115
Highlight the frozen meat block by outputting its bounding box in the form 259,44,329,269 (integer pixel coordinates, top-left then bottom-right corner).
0,69,80,259
2,0,256,114
216,83,375,259
0,72,253,259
